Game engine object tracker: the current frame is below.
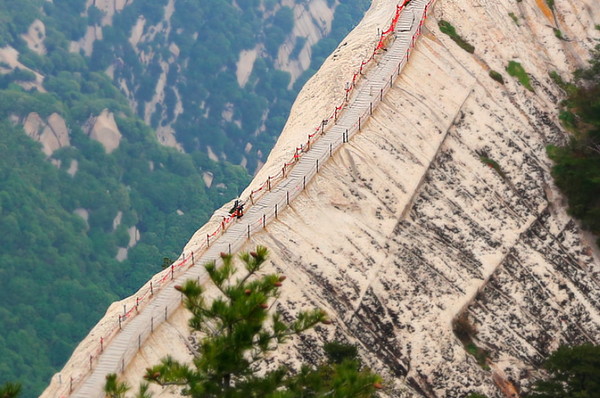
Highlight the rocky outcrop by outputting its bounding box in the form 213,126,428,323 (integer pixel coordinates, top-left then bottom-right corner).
23,112,70,157
43,0,600,397
0,46,46,91
85,109,122,154
95,0,128,26
275,0,337,84
70,25,103,57
22,19,46,55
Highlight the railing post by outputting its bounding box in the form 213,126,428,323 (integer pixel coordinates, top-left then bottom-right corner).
70,377,73,393
101,337,104,353
164,306,167,321
359,117,361,131
370,102,373,115
316,159,319,173
151,316,154,333
275,204,278,219
303,176,306,190
268,176,271,191
228,243,231,255
90,355,93,370
192,252,195,265
118,315,122,330
262,214,266,228
247,225,250,239
206,234,210,247
171,265,174,280
286,191,289,204
330,143,332,157
150,281,153,295
380,88,383,101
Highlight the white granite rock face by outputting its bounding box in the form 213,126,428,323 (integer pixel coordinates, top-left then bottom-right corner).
85,109,122,154
45,0,600,396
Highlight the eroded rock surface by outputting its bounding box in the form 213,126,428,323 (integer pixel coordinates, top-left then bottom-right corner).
23,112,70,157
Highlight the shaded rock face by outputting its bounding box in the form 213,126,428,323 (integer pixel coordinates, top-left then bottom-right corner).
22,19,46,55
51,0,600,397
23,112,70,157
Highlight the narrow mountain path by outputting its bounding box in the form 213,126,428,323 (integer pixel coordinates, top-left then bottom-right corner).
71,1,432,396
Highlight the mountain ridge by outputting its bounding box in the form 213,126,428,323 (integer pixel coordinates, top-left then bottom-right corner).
44,0,600,396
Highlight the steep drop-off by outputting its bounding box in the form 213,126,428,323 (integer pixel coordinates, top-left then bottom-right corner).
45,0,600,396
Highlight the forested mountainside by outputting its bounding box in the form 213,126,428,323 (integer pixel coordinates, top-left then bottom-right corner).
84,0,370,172
0,0,370,396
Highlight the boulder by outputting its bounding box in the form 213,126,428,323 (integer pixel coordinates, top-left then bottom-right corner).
23,112,70,157
86,109,122,154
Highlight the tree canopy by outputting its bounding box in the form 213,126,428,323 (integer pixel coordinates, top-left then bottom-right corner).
548,31,600,246
530,344,600,398
104,247,382,398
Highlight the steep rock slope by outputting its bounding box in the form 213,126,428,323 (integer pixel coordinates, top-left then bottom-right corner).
45,0,600,396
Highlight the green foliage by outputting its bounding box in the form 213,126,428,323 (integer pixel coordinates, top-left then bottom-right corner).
87,5,105,26
0,382,22,398
141,247,381,398
479,156,506,179
466,343,490,371
324,341,360,365
489,70,504,84
273,6,295,35
547,44,600,245
105,374,130,398
290,36,307,60
545,0,555,10
530,344,600,398
508,12,519,26
452,313,490,371
438,20,475,54
465,394,488,398
161,257,174,270
507,61,534,92
553,28,563,40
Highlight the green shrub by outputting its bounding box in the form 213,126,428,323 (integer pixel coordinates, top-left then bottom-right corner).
480,156,507,179
558,110,576,129
554,28,563,39
507,61,534,92
489,70,504,84
508,12,519,26
467,343,491,370
438,20,475,54
546,0,555,9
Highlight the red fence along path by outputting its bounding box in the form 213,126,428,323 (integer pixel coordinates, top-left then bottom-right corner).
60,1,436,396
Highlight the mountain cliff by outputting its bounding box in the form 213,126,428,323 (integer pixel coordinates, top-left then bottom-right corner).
44,0,600,396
